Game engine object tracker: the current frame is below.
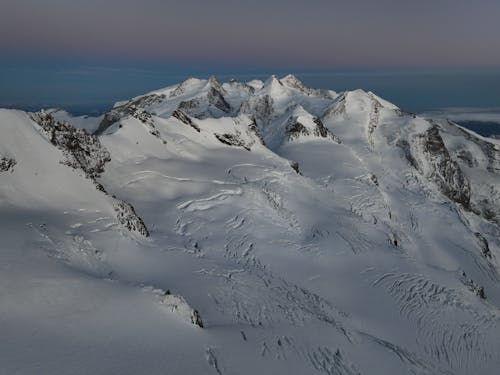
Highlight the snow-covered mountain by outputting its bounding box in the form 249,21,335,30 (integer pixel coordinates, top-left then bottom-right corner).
1,75,499,375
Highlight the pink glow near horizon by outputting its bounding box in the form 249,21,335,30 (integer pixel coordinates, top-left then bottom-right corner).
1,0,500,68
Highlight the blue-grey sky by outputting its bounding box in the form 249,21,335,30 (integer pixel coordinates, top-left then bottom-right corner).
1,0,500,68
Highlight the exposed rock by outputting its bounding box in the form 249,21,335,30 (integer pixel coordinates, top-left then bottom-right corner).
215,133,250,151
290,161,301,175
228,79,256,95
455,149,477,168
161,292,204,328
208,75,225,93
313,117,330,138
127,107,167,143
113,200,149,237
94,110,122,135
191,309,204,328
172,109,200,132
286,117,341,143
460,271,486,299
395,109,417,119
207,86,231,113
475,232,492,259
127,93,166,109
0,157,16,173
420,126,471,207
321,93,348,119
287,121,309,140
178,98,203,114
94,94,166,135
247,118,265,145
396,139,419,170
172,80,231,119
169,78,202,98
314,118,342,143
242,94,274,122
281,74,313,95
367,95,382,146
31,111,111,179
447,121,500,174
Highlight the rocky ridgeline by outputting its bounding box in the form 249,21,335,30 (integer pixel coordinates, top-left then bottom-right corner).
460,271,486,299
475,232,492,259
215,132,251,151
0,156,16,173
286,117,341,143
207,86,231,113
400,125,471,209
31,111,111,180
168,77,201,98
247,119,266,145
177,88,232,119
420,125,471,207
367,95,383,146
241,94,274,122
113,200,150,237
31,111,150,237
161,291,204,328
321,92,348,119
94,93,167,135
172,109,201,132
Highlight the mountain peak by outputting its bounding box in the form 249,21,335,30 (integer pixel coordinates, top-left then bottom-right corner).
2,75,500,375
263,75,284,88
207,75,224,91
280,74,309,92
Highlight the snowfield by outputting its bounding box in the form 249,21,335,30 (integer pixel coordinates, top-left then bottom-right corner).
1,75,499,375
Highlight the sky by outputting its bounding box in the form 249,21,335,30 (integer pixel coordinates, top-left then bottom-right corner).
1,0,500,68
1,0,499,121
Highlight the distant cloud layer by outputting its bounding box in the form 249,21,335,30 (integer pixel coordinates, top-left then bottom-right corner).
1,0,500,67
421,108,500,124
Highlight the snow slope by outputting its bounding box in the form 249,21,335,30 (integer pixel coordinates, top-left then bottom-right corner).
1,75,500,375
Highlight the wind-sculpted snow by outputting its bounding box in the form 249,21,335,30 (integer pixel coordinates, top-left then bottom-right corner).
372,272,500,370
1,77,500,375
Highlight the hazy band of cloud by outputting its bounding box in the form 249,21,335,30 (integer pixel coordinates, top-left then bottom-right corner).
421,108,500,123
1,0,500,67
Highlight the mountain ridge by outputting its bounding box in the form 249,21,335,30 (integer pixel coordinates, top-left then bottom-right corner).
1,75,500,375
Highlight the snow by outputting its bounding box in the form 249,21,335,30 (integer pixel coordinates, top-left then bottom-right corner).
1,76,500,375
48,108,103,133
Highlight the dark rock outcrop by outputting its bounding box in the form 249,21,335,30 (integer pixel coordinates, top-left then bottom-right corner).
113,200,149,237
290,161,301,175
396,139,419,170
0,157,16,173
460,271,486,299
207,87,231,113
475,232,492,259
242,95,274,122
94,110,122,135
286,117,341,143
215,133,250,151
420,126,471,208
94,94,166,135
248,118,265,145
31,112,111,179
172,109,200,132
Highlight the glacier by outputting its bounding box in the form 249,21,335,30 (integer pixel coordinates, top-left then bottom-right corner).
1,75,499,375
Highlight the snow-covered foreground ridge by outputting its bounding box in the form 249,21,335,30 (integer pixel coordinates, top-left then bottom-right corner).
1,75,500,375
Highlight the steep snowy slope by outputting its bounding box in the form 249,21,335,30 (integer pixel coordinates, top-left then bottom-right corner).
1,76,500,375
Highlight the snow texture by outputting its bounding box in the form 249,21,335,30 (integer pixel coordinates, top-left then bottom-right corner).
1,75,500,375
